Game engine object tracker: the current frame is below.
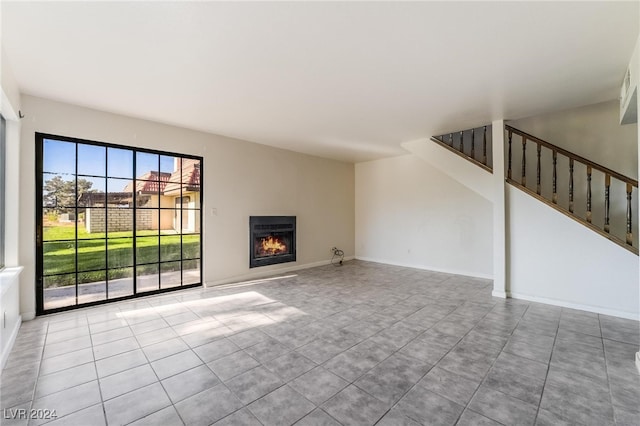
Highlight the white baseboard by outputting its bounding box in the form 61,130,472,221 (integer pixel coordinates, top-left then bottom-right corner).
492,290,509,299
355,256,493,280
206,256,356,287
1,315,21,370
21,312,36,321
509,292,639,321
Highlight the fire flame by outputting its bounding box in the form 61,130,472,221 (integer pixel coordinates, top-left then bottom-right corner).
260,236,287,255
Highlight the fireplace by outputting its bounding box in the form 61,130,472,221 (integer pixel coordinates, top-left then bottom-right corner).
249,216,296,268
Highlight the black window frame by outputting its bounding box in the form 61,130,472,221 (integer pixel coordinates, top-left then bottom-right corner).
35,132,203,315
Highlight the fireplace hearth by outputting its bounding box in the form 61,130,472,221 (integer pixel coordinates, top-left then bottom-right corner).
250,216,296,268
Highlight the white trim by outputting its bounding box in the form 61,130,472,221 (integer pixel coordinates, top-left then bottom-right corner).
1,315,21,370
0,266,23,297
492,119,507,297
510,292,639,321
492,290,509,299
0,88,19,121
0,267,24,370
354,256,493,280
206,256,356,287
21,312,36,321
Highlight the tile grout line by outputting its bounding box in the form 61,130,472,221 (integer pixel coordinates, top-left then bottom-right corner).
19,321,49,422
599,313,619,425
36,315,98,426
6,264,637,426
87,313,109,426
130,299,187,426
530,307,560,426
35,312,105,425
369,298,502,425
450,302,534,425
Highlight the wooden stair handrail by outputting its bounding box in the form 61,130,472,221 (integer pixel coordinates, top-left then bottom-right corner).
506,124,637,254
505,125,638,187
429,137,493,173
506,179,639,255
432,124,637,253
431,125,493,173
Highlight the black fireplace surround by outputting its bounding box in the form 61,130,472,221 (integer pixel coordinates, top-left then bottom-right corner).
249,216,296,268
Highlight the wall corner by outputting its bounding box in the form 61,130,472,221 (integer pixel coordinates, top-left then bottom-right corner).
492,119,507,297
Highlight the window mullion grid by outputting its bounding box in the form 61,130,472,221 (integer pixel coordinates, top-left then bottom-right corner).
105,149,109,300
199,159,203,285
37,137,203,313
157,155,161,291
180,159,184,287
74,143,79,306
133,152,138,296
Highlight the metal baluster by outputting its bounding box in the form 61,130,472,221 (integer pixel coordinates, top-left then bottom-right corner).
471,128,475,159
482,126,487,166
507,130,512,179
604,174,611,233
586,166,592,223
569,158,574,213
552,150,558,203
536,143,541,195
460,131,464,153
626,183,633,245
449,133,453,146
521,136,527,186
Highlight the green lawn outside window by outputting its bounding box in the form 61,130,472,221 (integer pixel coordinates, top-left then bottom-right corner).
43,226,199,287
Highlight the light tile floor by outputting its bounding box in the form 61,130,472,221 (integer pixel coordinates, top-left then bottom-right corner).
1,260,639,426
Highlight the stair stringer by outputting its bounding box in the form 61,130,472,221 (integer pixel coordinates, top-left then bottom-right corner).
402,138,494,202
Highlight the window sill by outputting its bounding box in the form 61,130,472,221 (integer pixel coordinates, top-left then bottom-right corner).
0,266,23,297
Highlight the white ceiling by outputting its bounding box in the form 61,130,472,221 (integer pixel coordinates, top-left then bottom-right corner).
2,1,638,163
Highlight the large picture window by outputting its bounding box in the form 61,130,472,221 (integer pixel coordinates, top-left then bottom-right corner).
36,133,203,314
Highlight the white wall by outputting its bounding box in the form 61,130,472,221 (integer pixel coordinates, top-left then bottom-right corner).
401,138,494,202
508,185,639,319
634,29,640,371
1,48,21,117
19,95,355,318
511,100,638,178
355,154,493,278
509,100,639,247
1,267,23,369
356,101,637,319
1,48,21,266
492,120,507,297
1,48,23,368
508,103,638,319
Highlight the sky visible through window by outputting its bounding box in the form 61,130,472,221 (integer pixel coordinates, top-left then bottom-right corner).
43,139,175,193
38,134,202,313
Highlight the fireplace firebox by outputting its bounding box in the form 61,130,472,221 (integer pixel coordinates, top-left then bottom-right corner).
249,216,296,268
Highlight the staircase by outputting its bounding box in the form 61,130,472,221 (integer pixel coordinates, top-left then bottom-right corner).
431,125,493,173
505,125,638,254
428,124,638,255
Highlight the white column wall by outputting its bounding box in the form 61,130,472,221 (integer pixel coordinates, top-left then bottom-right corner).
492,120,507,298
635,11,640,372
0,49,24,367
